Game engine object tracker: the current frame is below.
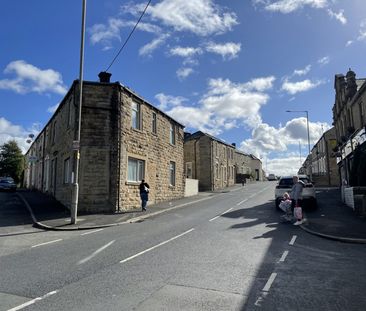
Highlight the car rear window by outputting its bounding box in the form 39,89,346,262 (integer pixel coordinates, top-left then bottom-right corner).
279,178,293,186
279,177,309,186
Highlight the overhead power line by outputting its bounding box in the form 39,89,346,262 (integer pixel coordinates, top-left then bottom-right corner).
105,0,152,72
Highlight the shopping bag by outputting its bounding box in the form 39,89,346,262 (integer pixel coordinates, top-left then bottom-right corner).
294,206,302,220
279,200,291,213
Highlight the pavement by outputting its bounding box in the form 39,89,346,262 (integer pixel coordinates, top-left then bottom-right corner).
10,185,366,244
300,187,366,244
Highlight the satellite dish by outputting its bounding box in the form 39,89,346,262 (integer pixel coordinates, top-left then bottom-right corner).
29,134,35,139
26,139,32,144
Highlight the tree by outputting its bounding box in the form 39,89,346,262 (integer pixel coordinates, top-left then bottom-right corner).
0,140,24,184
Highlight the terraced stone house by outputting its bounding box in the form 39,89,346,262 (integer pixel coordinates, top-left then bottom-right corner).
24,74,185,212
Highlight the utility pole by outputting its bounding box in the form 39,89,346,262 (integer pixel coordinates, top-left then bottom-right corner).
71,0,86,224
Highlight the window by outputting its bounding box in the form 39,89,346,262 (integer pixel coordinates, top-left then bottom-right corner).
64,158,70,184
170,124,175,145
170,161,176,186
131,101,141,130
128,157,145,182
152,112,157,134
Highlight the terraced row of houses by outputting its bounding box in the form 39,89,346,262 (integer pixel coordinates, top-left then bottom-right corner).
299,69,366,193
24,73,263,213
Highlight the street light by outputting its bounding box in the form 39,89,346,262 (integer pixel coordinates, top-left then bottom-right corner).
71,0,86,224
286,110,312,181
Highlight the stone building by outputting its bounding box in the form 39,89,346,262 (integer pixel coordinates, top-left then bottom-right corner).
24,74,185,212
248,154,264,181
233,149,251,183
332,69,366,185
184,131,236,191
303,127,340,186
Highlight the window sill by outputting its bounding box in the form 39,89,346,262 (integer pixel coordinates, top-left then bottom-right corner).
126,181,140,186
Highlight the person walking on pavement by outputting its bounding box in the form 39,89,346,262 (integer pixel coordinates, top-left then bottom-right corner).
139,179,150,211
291,175,305,225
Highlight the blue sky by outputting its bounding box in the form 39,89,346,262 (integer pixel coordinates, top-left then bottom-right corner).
1,0,366,176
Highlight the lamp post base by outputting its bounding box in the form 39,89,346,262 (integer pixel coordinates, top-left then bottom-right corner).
71,183,79,224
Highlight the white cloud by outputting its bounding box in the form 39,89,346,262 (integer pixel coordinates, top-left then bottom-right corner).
176,67,194,80
89,18,161,49
327,9,347,25
293,65,311,76
0,117,39,154
89,18,125,46
317,56,330,65
266,156,305,176
357,19,366,42
238,117,331,175
205,42,241,60
147,0,238,36
47,103,59,113
281,78,323,95
139,34,170,56
346,40,353,47
155,93,188,110
0,60,67,95
160,76,275,134
261,0,328,14
169,46,203,57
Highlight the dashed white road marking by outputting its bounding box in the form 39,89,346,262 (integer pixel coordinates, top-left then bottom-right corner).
80,228,104,236
236,198,248,206
78,240,115,265
279,250,289,262
31,239,63,248
262,273,277,292
7,290,58,311
289,235,297,245
209,207,233,222
120,228,195,264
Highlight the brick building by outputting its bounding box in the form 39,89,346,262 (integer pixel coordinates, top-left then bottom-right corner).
24,74,185,212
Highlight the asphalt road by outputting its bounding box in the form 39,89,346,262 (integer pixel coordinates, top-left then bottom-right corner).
1,183,366,311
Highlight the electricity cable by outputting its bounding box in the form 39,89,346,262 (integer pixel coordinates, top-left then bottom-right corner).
105,0,152,72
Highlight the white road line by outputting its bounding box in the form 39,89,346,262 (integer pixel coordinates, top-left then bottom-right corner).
222,207,233,214
7,290,58,311
279,250,289,262
31,239,63,248
209,215,220,222
262,273,277,292
209,207,233,222
120,228,195,264
236,198,248,206
289,235,297,245
78,240,115,265
236,186,270,206
80,228,104,236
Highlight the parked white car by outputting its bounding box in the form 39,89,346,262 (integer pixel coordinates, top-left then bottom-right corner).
275,175,316,209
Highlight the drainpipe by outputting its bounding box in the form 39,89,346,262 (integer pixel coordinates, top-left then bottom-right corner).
325,139,331,186
211,140,213,191
194,138,199,181
116,88,121,211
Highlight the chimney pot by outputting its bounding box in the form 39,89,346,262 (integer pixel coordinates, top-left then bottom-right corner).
98,71,112,83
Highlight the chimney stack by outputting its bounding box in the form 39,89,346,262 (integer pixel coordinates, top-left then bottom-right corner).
98,71,112,83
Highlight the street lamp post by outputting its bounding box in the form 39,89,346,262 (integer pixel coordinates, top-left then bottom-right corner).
286,110,312,181
71,0,87,224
